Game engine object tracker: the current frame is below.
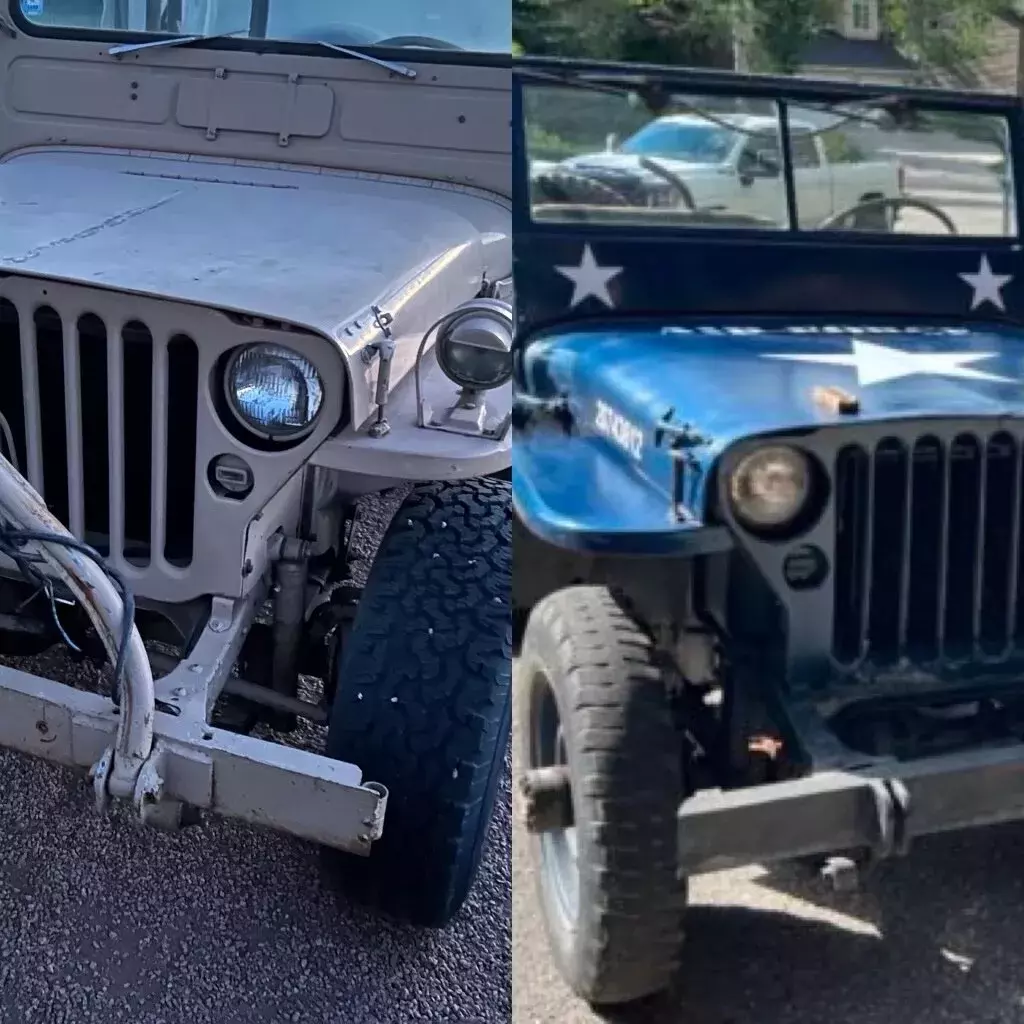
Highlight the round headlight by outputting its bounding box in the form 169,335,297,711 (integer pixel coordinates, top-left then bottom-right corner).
436,306,513,391
729,445,811,531
224,344,324,441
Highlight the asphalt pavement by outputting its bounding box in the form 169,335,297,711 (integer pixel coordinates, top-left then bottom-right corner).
0,489,512,1024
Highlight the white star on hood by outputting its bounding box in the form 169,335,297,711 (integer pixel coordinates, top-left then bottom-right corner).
554,245,623,308
959,254,1013,312
763,337,1015,387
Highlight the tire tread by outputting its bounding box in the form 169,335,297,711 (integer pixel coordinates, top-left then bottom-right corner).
521,585,686,1005
326,478,512,926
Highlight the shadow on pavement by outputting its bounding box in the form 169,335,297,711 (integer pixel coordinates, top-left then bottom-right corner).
600,822,1024,1024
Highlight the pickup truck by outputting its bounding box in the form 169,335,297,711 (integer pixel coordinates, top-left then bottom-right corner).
551,113,905,230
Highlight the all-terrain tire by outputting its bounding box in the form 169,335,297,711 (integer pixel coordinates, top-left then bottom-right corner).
324,478,512,927
518,585,687,1006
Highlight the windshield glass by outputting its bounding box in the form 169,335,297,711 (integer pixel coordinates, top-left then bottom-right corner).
14,0,509,53
523,78,1017,238
619,122,736,163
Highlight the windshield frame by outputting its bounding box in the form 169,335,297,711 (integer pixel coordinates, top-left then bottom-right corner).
514,55,1024,247
8,0,512,65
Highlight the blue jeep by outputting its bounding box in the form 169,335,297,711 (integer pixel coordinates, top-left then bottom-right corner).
513,58,1024,1007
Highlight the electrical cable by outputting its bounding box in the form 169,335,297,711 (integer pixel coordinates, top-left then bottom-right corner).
0,525,135,707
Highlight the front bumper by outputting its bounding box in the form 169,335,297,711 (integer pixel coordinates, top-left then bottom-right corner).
1,662,387,852
678,742,1024,874
0,584,387,855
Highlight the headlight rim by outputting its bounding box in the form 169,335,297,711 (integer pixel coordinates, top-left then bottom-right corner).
727,443,817,537
434,306,514,393
222,342,325,444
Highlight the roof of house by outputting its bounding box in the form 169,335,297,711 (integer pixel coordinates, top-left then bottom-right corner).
799,30,917,71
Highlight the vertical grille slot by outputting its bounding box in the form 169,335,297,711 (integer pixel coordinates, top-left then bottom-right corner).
122,321,153,567
832,444,869,663
0,300,26,471
833,429,1024,669
944,434,982,658
905,436,944,660
980,432,1017,654
34,307,70,528
79,314,111,556
165,335,198,567
0,288,199,581
867,438,908,664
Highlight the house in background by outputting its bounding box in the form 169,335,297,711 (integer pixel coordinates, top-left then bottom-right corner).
736,0,1024,93
795,0,917,85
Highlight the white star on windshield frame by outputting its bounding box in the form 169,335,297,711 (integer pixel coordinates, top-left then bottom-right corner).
554,244,623,309
763,337,1015,387
959,254,1013,312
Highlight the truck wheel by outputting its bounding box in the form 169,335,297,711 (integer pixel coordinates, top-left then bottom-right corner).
518,586,686,1005
323,478,512,926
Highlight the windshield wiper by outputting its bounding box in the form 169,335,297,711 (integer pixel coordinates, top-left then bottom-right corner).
108,30,247,57
108,30,416,79
309,40,416,79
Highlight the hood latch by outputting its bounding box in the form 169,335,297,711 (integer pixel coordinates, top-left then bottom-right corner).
367,306,396,439
655,410,710,523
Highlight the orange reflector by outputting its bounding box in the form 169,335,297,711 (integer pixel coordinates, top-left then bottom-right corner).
813,384,860,415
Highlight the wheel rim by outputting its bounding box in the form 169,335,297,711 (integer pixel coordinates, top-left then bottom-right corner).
530,674,580,929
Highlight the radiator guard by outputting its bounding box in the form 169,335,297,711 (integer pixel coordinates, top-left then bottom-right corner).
0,274,347,604
719,416,1024,704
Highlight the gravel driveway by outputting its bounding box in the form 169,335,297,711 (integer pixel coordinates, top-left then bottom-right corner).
512,658,1024,1024
0,489,512,1024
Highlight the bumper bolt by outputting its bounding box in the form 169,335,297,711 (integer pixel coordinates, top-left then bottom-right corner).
820,855,860,893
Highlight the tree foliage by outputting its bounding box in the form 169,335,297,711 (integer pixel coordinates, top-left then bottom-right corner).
512,0,1021,81
512,0,733,67
881,0,1013,81
734,0,837,74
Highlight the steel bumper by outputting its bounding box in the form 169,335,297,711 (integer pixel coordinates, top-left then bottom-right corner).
0,663,387,854
678,743,1024,875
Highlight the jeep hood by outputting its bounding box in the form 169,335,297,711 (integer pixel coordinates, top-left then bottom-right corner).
0,150,510,338
515,322,1024,553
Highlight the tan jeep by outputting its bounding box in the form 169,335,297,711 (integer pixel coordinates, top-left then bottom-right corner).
0,0,511,927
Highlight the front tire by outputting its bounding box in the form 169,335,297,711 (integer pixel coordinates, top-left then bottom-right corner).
518,586,687,1006
323,478,512,926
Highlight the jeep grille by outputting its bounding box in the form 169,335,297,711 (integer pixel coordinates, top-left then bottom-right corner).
0,296,199,570
832,431,1023,667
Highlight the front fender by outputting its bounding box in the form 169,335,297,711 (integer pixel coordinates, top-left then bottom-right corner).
512,425,732,556
312,345,511,492
514,326,733,555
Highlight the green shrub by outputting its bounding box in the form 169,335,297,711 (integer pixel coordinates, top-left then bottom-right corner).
820,131,866,163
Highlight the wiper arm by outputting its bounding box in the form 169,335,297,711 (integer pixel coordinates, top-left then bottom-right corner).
309,40,416,79
108,30,247,57
108,30,416,79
